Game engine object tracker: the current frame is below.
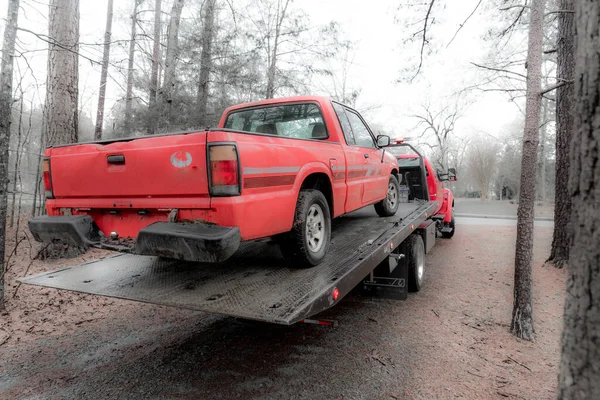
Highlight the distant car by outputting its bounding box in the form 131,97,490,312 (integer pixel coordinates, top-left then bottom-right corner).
386,140,456,238
29,96,401,267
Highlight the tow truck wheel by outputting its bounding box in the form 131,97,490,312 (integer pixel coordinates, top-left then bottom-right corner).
279,189,332,268
374,174,400,217
406,234,425,292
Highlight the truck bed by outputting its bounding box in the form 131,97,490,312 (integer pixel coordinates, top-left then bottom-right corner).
19,201,438,325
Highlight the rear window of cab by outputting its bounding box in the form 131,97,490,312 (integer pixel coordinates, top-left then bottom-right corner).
224,103,328,140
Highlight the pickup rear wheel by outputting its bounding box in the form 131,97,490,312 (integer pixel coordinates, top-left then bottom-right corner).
374,175,400,217
279,189,331,268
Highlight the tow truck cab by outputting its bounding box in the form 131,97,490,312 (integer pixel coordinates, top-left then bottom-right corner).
387,140,456,238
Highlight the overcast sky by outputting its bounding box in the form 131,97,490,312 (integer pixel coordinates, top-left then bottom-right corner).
2,0,524,141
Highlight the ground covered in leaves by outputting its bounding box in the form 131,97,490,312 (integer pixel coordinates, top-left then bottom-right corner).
0,216,564,399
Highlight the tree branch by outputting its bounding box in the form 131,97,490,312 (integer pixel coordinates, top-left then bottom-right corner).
471,62,527,79
410,0,435,82
540,80,571,96
446,0,483,48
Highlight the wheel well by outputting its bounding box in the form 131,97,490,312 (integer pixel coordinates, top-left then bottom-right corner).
300,173,333,216
391,168,398,176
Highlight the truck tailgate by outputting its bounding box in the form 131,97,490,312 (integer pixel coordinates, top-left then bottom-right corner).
49,132,209,199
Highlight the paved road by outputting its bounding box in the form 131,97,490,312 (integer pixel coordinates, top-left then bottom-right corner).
454,198,554,220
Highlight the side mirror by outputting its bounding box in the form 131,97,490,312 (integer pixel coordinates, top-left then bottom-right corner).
448,168,457,182
437,170,449,181
376,135,391,147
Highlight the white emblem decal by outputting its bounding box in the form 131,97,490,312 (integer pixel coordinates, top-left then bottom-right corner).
170,151,193,168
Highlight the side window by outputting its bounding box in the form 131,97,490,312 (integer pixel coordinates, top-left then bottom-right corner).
345,110,375,148
332,103,356,145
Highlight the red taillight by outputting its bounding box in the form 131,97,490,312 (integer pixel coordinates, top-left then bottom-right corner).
332,287,339,301
211,160,238,185
209,144,240,196
42,158,54,199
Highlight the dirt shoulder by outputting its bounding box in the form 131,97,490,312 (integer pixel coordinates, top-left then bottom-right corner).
0,220,564,399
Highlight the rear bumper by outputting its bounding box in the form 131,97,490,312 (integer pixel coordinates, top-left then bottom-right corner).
29,215,102,248
29,216,241,263
133,222,241,263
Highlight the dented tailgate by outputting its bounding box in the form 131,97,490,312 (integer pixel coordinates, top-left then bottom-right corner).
49,132,209,199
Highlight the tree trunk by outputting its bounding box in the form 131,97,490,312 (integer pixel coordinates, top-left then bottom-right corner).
510,0,545,341
45,0,80,147
197,0,216,127
547,0,575,269
124,0,141,136
538,98,547,202
9,98,24,228
559,1,600,397
160,0,184,127
0,0,20,309
94,0,114,141
148,0,162,135
265,0,290,99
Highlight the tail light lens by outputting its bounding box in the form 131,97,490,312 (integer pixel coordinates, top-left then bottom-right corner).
42,158,54,199
209,144,240,196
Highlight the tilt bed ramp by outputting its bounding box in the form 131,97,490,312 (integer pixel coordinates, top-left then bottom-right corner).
19,200,439,325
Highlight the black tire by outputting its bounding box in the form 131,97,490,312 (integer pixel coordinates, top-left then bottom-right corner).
279,189,331,268
374,175,400,217
441,214,455,239
406,234,425,292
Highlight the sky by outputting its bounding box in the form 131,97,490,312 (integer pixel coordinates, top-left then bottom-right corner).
1,0,524,142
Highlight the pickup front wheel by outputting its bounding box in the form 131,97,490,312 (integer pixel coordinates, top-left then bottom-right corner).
374,175,400,217
279,189,332,268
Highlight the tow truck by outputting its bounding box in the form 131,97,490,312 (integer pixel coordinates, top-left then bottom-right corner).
19,141,456,325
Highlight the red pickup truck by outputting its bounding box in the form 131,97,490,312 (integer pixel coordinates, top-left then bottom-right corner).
29,96,401,267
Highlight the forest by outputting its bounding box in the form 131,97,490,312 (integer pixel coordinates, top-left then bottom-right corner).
1,0,599,398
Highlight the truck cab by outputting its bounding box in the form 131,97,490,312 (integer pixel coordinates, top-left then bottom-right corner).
387,141,456,238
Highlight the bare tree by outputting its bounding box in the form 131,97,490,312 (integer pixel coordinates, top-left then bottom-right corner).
147,0,162,134
124,0,142,136
265,0,291,98
94,0,114,140
0,0,21,309
45,0,80,146
511,0,546,341
197,0,216,127
159,0,185,127
558,1,600,396
411,100,465,171
465,137,500,200
547,0,574,269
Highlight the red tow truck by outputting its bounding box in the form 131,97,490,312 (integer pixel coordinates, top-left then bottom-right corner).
20,99,457,326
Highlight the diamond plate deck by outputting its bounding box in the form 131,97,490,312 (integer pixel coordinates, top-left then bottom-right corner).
19,202,437,325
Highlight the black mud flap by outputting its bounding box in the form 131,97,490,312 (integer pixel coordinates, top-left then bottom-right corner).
133,222,241,263
28,215,102,248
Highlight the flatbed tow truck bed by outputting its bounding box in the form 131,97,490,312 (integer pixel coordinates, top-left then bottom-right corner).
18,201,438,325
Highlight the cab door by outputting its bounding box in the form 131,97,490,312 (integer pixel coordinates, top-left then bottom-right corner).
344,109,385,204
332,103,364,212
425,159,444,212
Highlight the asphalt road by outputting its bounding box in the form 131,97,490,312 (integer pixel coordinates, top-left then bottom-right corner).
454,198,554,220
